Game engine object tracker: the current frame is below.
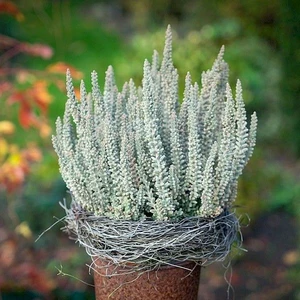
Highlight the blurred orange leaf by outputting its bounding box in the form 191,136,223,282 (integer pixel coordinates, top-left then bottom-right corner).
74,87,81,99
22,145,42,162
19,102,34,128
8,81,52,132
47,62,83,79
38,122,52,138
31,80,52,113
0,1,24,21
0,143,41,192
0,164,25,192
0,121,15,135
7,90,26,105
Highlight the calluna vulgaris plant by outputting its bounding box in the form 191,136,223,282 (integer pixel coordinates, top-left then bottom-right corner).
52,26,257,222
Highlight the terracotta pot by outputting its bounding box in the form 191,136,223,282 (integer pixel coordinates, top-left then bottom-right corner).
93,259,201,300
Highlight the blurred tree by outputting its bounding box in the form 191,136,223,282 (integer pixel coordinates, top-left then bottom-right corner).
279,0,300,154
0,2,119,296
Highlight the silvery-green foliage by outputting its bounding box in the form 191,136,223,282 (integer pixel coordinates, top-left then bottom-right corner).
52,25,257,221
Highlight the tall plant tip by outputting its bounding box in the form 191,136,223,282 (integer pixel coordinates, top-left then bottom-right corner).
217,45,225,59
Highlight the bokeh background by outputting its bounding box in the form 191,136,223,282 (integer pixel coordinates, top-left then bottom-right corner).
0,1,300,299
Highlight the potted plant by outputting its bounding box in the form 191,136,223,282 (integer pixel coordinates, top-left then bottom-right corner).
52,26,257,299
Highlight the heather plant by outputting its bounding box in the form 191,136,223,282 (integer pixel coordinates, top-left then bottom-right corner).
52,26,257,222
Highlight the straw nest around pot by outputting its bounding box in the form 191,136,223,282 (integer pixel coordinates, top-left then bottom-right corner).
61,201,241,275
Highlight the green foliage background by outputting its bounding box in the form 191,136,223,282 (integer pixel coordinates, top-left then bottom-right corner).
1,0,300,298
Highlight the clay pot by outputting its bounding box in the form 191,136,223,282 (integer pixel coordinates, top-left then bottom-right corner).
93,259,200,300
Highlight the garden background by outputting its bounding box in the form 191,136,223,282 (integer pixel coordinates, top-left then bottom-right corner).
0,0,300,299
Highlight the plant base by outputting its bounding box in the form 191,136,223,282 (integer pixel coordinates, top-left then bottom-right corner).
93,259,201,300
